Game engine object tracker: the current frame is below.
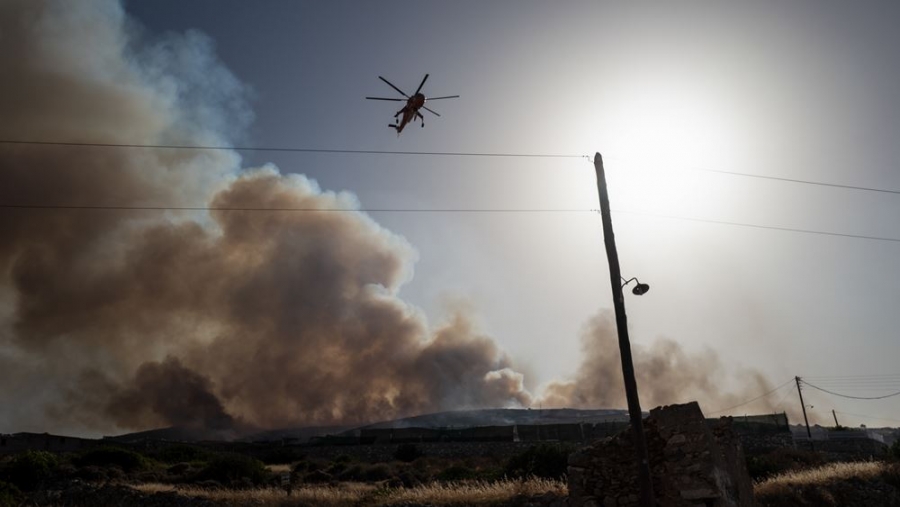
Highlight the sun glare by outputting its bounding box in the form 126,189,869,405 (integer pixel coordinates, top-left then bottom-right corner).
573,78,743,218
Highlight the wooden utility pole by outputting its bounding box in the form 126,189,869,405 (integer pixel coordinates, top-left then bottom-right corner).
795,376,814,450
593,153,655,506
832,409,840,427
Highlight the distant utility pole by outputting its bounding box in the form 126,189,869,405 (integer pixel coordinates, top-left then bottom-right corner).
832,409,840,427
795,376,814,450
593,153,655,507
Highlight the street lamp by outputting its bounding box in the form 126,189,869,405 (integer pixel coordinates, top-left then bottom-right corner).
621,277,650,296
593,153,655,507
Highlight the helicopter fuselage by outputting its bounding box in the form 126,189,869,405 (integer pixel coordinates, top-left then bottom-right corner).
394,93,427,133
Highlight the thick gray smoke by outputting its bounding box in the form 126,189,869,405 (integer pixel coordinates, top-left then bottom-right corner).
539,313,777,415
0,0,531,434
0,0,775,436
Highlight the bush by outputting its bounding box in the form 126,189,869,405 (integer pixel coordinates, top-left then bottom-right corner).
156,444,212,464
394,443,423,462
198,453,268,486
73,446,149,472
363,463,392,482
436,464,476,482
0,481,22,507
746,447,825,481
504,444,573,480
890,439,900,461
258,447,305,465
336,463,394,482
4,451,60,491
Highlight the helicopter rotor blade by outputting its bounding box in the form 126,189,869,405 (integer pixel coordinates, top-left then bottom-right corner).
366,97,405,101
425,95,460,101
378,76,409,98
414,74,429,95
422,106,441,117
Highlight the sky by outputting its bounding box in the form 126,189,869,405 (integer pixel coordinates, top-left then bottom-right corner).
3,0,900,435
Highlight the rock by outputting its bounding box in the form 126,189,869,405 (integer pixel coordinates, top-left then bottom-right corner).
568,401,756,507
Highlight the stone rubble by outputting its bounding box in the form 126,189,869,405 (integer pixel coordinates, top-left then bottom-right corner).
568,402,755,507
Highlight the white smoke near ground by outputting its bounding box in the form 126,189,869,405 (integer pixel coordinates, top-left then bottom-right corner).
0,0,777,436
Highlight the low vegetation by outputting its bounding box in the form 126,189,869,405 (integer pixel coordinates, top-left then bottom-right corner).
3,450,60,491
135,477,566,506
6,437,900,506
755,461,900,507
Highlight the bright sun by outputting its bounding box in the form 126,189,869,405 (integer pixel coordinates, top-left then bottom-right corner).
570,78,744,219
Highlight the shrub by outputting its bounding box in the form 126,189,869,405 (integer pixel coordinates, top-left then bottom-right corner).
746,447,825,481
436,464,476,482
504,444,573,480
363,463,393,482
198,453,268,486
394,443,423,462
0,481,22,507
258,447,305,465
336,463,394,482
890,439,900,461
4,450,60,491
156,444,212,464
73,446,149,472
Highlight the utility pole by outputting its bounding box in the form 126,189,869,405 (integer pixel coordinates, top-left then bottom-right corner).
593,153,655,506
832,409,840,428
795,376,814,450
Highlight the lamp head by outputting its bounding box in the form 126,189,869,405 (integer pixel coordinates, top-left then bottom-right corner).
632,283,650,296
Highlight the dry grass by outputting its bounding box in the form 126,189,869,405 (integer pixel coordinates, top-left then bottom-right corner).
388,477,567,505
136,482,377,506
134,477,566,506
754,460,884,497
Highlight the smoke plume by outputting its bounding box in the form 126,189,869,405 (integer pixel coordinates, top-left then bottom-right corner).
0,0,777,436
539,313,777,414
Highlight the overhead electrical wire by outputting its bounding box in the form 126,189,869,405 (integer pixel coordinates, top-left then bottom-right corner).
0,204,596,213
771,384,797,412
3,204,900,243
705,378,795,415
695,167,900,196
5,139,900,242
5,139,900,195
800,375,900,390
834,411,900,425
0,140,587,159
613,209,900,243
800,379,900,400
602,154,900,196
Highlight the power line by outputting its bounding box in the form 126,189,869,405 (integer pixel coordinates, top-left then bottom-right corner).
604,155,900,196
804,374,900,380
834,411,900,425
5,204,900,243
0,140,587,159
772,384,796,412
706,378,795,415
0,204,596,213
6,139,900,196
801,379,900,400
694,167,900,196
615,209,900,243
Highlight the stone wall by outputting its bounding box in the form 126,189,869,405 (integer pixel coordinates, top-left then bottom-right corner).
568,402,755,507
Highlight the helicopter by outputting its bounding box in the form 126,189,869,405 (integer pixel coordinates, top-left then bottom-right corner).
366,74,459,134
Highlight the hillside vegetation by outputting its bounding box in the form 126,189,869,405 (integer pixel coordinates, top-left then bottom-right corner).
755,461,900,507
